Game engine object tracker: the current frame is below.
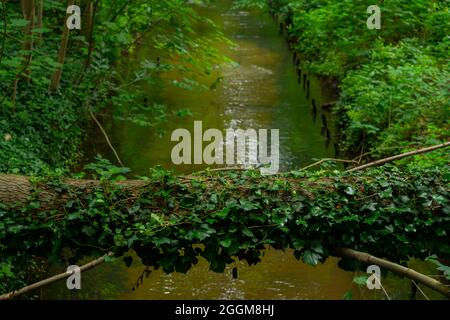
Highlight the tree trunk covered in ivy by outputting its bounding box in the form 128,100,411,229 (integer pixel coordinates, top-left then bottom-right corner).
1,168,446,214
0,173,145,209
0,166,449,277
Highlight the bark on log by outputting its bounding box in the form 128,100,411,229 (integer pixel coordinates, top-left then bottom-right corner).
0,174,145,210
346,141,450,173
0,174,32,207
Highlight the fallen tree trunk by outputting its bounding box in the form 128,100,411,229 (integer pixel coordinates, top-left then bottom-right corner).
346,141,450,173
0,174,145,210
0,252,113,300
332,248,450,299
2,247,449,300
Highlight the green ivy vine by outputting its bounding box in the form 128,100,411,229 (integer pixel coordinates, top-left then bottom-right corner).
1,160,449,294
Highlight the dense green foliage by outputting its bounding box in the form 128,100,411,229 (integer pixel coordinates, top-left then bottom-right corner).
0,0,449,298
338,41,449,158
0,0,226,175
1,163,449,294
0,0,228,293
268,0,449,158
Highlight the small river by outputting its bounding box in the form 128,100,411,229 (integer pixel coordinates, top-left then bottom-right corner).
40,0,442,300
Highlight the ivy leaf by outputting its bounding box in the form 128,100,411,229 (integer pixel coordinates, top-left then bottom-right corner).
361,202,377,212
81,225,96,237
153,237,172,246
310,241,324,255
353,275,369,286
214,207,230,218
239,200,258,211
345,186,355,195
150,213,164,225
426,255,450,280
0,263,13,277
302,250,321,266
104,255,115,263
220,238,232,248
343,291,353,300
241,227,254,238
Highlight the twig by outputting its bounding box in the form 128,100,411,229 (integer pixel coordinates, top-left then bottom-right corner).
110,0,132,22
193,159,357,177
192,166,246,176
346,141,450,173
0,252,113,300
412,280,430,300
374,275,391,300
84,92,125,167
300,158,358,171
185,142,446,178
351,146,413,163
88,106,124,167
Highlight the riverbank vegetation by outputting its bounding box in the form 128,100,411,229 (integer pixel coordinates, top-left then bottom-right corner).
266,0,449,163
0,0,230,295
0,0,449,298
0,0,227,175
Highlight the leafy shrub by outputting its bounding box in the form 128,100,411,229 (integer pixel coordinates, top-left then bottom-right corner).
269,0,449,158
336,41,450,156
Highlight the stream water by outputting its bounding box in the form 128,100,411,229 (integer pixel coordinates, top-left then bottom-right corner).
40,1,443,300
